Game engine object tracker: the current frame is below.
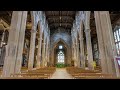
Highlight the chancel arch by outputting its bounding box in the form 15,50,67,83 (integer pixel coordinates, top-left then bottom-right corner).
51,39,71,66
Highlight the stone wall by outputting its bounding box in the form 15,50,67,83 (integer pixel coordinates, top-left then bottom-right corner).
50,28,72,66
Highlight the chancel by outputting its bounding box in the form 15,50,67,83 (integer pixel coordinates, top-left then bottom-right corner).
0,11,120,79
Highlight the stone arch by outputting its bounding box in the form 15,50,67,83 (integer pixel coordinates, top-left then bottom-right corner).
51,38,71,66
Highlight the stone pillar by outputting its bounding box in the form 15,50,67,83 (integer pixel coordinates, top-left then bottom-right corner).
94,11,120,76
71,37,74,62
44,40,47,67
71,35,75,66
84,29,94,70
45,39,48,67
94,11,108,74
76,36,80,67
74,41,77,67
28,28,36,70
79,31,85,68
15,11,27,73
2,11,23,77
47,43,50,66
36,32,42,69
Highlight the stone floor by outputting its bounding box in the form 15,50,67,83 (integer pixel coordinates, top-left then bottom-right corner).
50,68,73,79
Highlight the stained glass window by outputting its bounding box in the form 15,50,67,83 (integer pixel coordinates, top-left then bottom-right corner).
59,45,63,49
57,51,64,63
114,28,120,55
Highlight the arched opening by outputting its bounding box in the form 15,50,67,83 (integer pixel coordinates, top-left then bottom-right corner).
0,12,12,69
40,31,44,67
77,32,81,67
21,11,31,69
82,23,88,68
52,39,69,67
57,48,64,64
33,25,39,68
90,11,100,70
54,41,67,68
0,30,9,67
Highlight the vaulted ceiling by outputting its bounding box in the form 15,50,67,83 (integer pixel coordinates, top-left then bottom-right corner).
0,11,120,38
90,11,120,38
45,11,76,35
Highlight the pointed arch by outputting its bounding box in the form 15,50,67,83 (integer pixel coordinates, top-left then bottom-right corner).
50,38,71,66
52,38,69,49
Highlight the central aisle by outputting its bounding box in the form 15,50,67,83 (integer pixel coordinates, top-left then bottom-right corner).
50,68,73,79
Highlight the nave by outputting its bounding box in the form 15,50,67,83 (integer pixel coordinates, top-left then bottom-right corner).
0,67,119,79
50,68,72,79
0,11,120,79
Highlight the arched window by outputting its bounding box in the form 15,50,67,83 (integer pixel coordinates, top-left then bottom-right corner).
114,27,120,55
57,51,64,63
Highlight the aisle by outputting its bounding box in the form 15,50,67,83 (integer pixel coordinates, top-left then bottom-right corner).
50,68,73,79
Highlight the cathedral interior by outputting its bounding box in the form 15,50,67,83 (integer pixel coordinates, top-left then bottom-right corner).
0,11,120,79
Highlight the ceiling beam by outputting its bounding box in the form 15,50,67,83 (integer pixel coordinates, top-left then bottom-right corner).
111,14,120,24
50,26,71,30
46,16,74,20
49,22,72,27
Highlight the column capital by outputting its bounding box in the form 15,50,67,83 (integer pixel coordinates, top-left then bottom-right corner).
75,43,77,45
31,29,36,33
42,43,46,45
84,29,91,33
37,38,40,40
80,37,84,41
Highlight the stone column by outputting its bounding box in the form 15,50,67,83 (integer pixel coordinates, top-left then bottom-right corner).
79,32,85,68
94,11,120,76
47,43,50,66
14,11,27,73
84,29,94,70
71,37,74,62
2,11,23,77
44,39,47,67
74,41,77,67
71,35,75,66
36,32,42,69
76,36,80,67
45,39,48,67
28,28,36,70
94,11,108,74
